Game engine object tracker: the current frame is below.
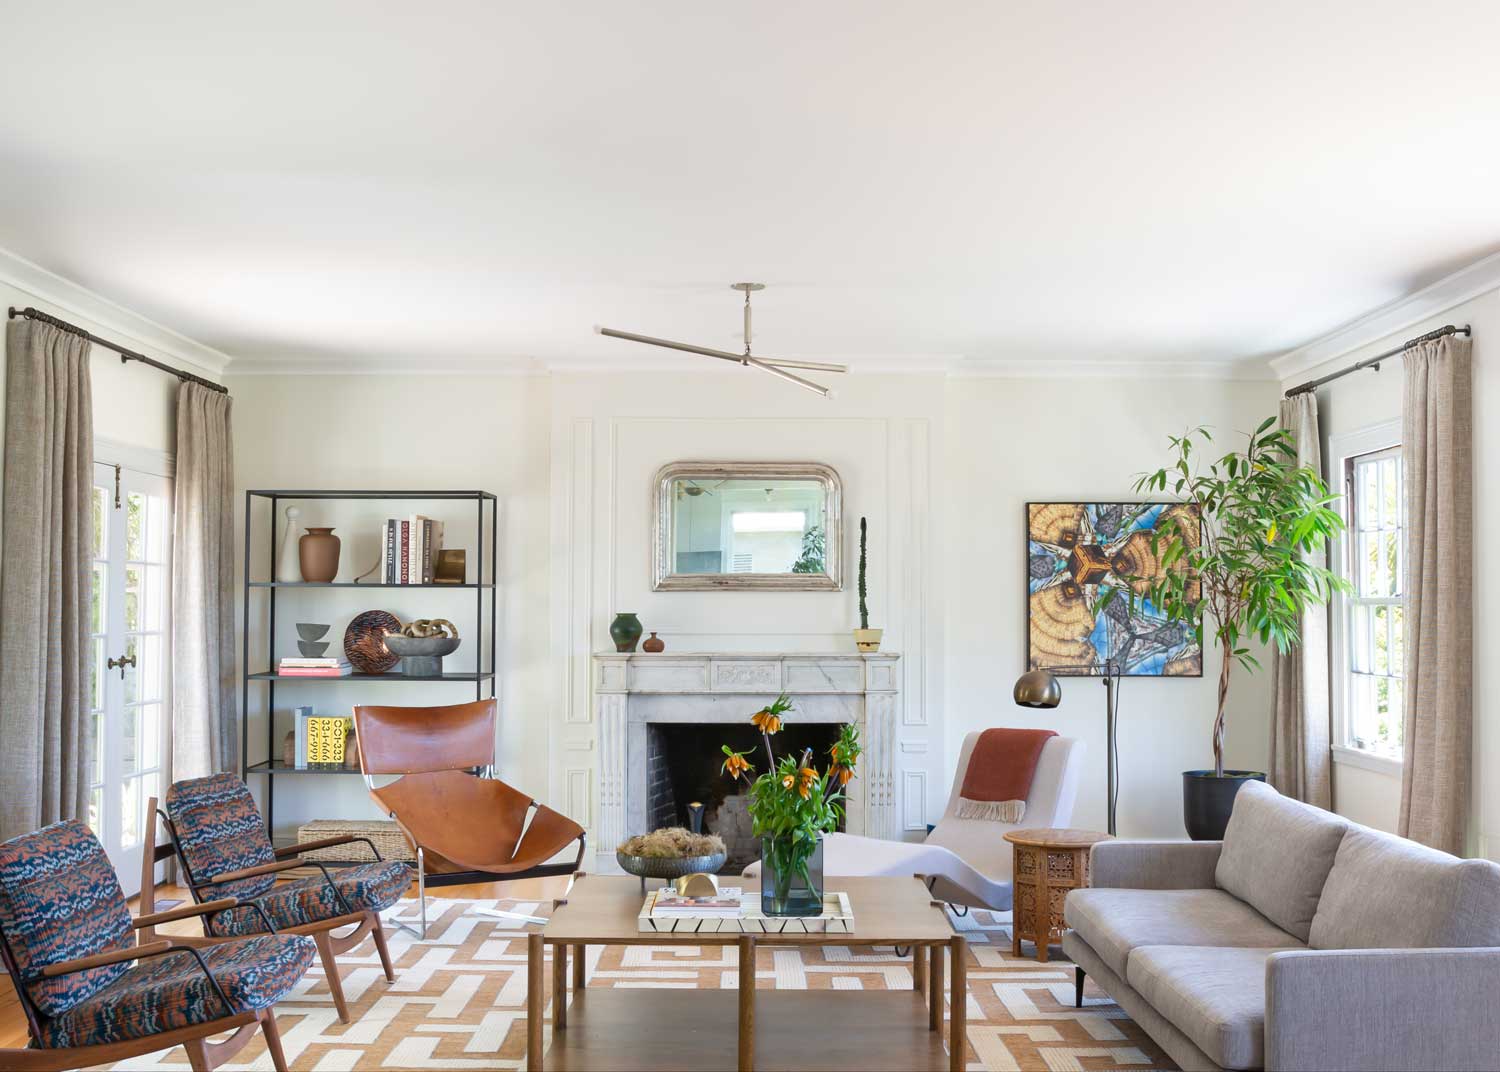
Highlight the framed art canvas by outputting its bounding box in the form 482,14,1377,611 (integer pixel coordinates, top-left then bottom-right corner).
1026,501,1202,677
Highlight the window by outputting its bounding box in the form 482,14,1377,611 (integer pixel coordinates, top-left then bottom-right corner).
1337,440,1404,762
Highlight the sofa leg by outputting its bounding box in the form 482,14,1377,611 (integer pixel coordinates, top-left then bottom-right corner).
1074,967,1085,1008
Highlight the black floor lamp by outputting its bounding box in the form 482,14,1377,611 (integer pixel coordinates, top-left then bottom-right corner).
1013,660,1123,836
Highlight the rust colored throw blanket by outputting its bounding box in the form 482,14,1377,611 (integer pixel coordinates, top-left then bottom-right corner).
957,728,1058,822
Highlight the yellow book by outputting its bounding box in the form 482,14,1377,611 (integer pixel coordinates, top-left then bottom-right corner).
305,716,350,765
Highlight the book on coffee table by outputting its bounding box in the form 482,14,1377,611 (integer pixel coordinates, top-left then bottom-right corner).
638,889,854,933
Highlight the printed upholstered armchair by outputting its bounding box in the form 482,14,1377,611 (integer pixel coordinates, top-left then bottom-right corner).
0,819,314,1071
161,773,413,1022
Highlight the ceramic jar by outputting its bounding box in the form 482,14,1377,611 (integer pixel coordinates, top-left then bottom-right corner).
299,527,341,582
610,612,644,652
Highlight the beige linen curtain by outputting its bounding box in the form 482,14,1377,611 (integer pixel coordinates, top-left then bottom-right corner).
1268,392,1332,806
1398,333,1473,854
0,319,95,839
171,382,237,780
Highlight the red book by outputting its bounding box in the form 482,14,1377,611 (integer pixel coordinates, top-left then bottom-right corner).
277,668,353,677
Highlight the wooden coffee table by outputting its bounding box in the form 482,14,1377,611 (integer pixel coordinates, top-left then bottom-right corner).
1004,827,1111,962
530,874,964,1071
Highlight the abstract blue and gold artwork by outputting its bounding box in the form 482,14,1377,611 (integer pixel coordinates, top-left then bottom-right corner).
1027,502,1202,677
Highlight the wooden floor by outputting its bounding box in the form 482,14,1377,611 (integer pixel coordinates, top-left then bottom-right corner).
0,875,570,1050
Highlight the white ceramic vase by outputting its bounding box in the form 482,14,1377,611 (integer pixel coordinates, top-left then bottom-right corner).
276,505,303,582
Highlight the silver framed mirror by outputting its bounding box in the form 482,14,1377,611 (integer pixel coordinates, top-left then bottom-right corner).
652,461,843,591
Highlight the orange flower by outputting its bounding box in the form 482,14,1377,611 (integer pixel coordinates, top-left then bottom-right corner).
722,752,752,780
782,773,796,791
798,767,818,798
831,765,853,786
751,709,783,735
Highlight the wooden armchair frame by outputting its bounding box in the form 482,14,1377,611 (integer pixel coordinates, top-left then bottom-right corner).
0,893,289,1072
354,700,587,937
144,798,397,1024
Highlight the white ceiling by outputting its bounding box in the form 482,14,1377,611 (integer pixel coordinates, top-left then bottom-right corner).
2,1,1499,375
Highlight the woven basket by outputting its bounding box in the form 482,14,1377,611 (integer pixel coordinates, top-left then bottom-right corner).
296,819,415,862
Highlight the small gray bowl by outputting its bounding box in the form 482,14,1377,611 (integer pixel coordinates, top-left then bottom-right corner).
296,622,330,642
382,634,461,677
297,640,330,657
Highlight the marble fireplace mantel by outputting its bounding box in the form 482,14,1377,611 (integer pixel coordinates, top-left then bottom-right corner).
592,651,901,871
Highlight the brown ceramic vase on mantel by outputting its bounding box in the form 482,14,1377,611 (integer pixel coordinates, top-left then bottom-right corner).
299,527,341,582
643,631,665,653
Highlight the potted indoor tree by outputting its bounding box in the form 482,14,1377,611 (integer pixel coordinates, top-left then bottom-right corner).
1125,418,1348,839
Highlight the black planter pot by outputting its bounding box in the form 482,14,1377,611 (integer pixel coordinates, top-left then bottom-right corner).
1182,770,1266,840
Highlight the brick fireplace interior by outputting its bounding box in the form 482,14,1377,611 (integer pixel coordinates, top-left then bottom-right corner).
646,721,846,873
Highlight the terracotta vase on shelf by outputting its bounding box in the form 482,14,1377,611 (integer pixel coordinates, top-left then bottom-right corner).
299,527,341,582
643,632,665,653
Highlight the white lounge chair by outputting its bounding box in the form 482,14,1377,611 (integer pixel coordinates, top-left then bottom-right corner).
743,732,1084,911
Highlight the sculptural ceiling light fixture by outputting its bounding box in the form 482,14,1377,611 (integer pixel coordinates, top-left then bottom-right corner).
594,283,847,397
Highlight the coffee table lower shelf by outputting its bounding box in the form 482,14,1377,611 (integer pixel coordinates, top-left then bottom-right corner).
541,989,948,1071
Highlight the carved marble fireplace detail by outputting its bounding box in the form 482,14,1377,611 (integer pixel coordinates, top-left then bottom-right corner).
592,652,901,871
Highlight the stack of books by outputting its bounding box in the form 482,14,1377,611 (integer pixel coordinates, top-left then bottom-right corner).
292,706,353,768
382,515,444,584
277,657,353,677
648,886,746,920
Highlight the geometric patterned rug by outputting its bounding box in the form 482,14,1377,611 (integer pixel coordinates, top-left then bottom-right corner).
105,898,1176,1071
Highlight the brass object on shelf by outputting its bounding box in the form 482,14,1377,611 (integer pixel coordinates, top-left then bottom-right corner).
433,549,467,584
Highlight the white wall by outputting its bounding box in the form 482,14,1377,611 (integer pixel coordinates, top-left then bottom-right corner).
227,365,1283,846
944,376,1282,837
1284,285,1499,858
225,373,552,837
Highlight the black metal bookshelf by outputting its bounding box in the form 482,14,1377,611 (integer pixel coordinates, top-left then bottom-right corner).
241,489,498,835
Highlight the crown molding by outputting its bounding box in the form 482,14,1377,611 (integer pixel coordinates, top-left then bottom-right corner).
0,245,233,378
1269,250,1500,383
948,356,1276,381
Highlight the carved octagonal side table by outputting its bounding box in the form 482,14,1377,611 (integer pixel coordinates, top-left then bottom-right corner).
1003,827,1111,962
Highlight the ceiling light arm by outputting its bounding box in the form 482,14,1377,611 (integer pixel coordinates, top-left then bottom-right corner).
594,282,847,396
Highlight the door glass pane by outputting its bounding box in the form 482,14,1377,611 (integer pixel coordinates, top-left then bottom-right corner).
93,485,108,557
87,787,101,836
121,776,141,849
125,566,141,631
1372,607,1388,674
91,564,105,634
90,637,104,710
132,634,163,704
90,711,104,786
133,704,161,772
126,492,146,561
122,635,139,704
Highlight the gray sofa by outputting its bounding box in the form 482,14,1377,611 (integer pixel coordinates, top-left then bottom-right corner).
1062,779,1500,1071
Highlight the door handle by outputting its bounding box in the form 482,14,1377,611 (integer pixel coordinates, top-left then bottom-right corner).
107,653,137,680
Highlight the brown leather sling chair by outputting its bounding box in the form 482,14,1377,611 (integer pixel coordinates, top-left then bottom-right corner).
353,699,586,936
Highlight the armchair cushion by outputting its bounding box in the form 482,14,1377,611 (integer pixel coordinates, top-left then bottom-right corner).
1064,887,1301,978
1309,825,1500,950
1127,945,1278,1070
209,861,414,936
165,773,278,900
1214,779,1348,942
38,934,316,1049
0,820,135,1016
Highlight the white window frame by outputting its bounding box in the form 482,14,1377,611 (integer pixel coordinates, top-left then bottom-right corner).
1328,418,1404,776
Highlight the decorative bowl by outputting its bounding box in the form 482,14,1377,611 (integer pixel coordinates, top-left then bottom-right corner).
381,635,461,659
297,640,330,657
344,610,402,674
296,622,330,642
616,850,727,888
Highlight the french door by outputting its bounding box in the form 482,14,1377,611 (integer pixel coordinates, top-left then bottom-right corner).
89,460,172,894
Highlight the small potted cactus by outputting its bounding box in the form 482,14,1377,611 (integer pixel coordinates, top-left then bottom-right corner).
852,517,882,652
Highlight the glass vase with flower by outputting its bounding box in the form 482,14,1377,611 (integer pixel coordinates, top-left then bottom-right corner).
721,693,862,917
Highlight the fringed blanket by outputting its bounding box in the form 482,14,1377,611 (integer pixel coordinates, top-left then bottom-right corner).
956,728,1057,821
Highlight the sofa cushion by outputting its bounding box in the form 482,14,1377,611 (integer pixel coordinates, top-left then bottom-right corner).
1064,887,1302,978
1127,946,1276,1070
1214,779,1347,941
1309,825,1500,949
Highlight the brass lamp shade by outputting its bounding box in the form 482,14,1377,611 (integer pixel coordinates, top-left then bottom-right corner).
1013,669,1062,708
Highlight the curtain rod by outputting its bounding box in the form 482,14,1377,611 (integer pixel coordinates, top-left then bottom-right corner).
1283,323,1470,398
7,305,229,395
